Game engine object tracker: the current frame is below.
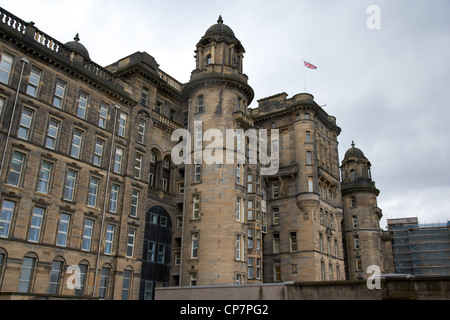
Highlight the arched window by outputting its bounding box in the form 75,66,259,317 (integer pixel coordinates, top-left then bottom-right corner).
48,256,65,295
18,252,38,293
350,169,356,181
75,260,90,297
150,151,156,163
206,54,212,65
99,263,112,299
121,267,134,300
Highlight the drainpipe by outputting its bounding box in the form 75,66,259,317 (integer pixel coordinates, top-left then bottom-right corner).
0,57,29,180
92,104,120,298
179,99,191,287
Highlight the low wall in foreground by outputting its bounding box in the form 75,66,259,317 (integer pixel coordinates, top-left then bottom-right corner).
155,277,450,300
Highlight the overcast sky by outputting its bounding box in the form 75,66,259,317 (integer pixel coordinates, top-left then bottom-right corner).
3,0,450,228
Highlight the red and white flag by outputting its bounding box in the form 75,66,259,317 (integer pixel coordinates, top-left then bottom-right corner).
304,61,317,69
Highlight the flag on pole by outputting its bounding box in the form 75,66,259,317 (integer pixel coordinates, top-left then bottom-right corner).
304,60,317,70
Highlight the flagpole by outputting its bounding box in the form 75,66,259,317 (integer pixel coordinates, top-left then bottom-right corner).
303,60,317,92
302,59,306,92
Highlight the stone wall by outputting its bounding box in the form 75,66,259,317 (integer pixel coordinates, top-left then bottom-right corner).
155,277,450,300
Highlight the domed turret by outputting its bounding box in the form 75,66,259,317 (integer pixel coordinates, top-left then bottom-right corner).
65,33,90,60
185,15,254,103
199,16,243,51
340,142,384,280
344,141,366,160
340,142,377,193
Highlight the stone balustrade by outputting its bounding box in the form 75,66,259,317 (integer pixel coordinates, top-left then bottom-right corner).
158,69,182,91
0,8,26,34
156,112,184,131
1,7,125,90
233,110,254,127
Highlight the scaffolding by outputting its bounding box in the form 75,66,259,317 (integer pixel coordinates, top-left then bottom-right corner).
388,219,450,277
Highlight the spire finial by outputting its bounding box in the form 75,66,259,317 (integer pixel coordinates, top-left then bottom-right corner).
74,33,80,42
217,15,223,24
351,141,355,148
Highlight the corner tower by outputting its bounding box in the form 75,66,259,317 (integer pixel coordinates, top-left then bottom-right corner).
180,17,257,286
341,142,383,280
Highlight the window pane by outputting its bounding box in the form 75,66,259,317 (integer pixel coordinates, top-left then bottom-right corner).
109,185,119,213
134,154,142,179
18,108,33,140
307,151,312,165
158,244,165,263
193,195,200,219
0,200,15,238
70,129,83,158
104,224,115,255
57,214,70,247
27,67,41,97
99,267,110,299
141,89,149,106
0,53,13,84
144,281,153,300
147,241,156,261
77,92,88,119
7,151,25,186
53,80,66,108
137,119,146,144
87,177,99,207
28,207,44,242
98,103,108,128
93,138,104,166
48,260,63,294
121,269,132,300
45,119,59,149
126,228,135,257
63,169,77,201
75,264,88,296
36,161,52,194
82,219,94,251
18,257,35,293
118,112,127,137
113,147,123,173
130,189,139,217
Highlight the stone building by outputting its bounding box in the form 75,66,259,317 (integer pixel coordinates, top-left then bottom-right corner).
179,16,262,286
340,142,389,280
251,93,345,282
0,7,392,299
0,7,185,299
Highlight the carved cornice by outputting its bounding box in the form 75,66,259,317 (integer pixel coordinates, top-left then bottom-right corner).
297,199,320,210
182,72,254,104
